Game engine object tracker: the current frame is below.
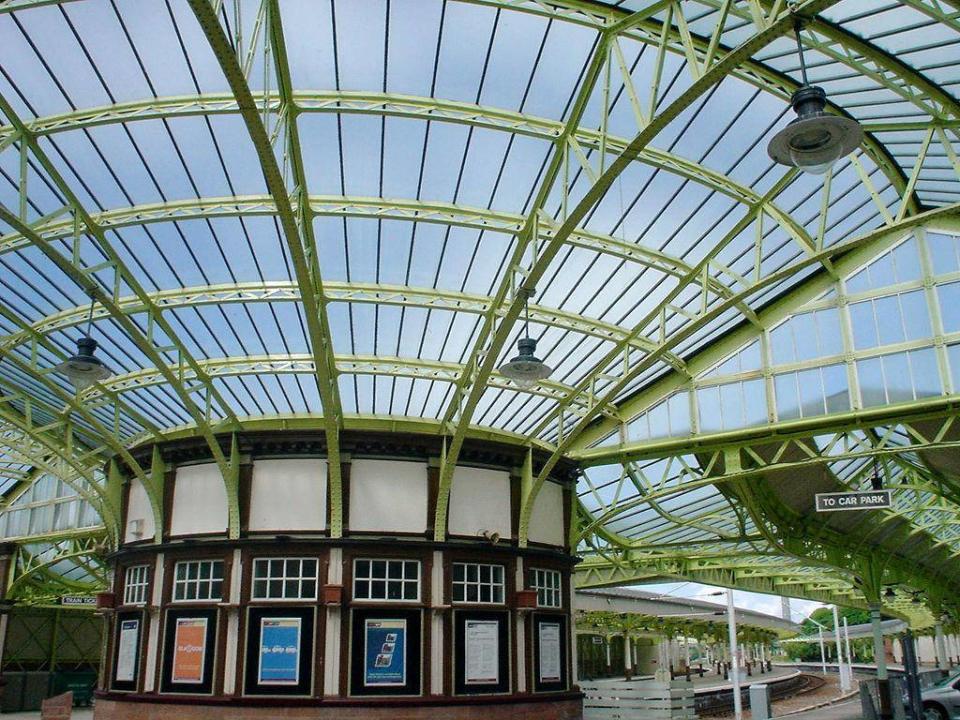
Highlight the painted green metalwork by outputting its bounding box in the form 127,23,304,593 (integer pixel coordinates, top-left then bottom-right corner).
0,0,958,624
7,281,683,382
0,97,240,521
187,0,346,539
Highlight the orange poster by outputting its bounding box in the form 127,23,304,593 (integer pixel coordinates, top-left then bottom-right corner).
172,618,207,684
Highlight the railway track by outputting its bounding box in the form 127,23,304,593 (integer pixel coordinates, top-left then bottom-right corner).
696,673,825,716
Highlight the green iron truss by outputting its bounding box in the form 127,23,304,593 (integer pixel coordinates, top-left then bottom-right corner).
0,0,958,623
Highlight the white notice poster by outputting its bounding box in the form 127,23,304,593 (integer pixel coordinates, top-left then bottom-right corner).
538,621,561,683
116,619,140,683
464,620,499,685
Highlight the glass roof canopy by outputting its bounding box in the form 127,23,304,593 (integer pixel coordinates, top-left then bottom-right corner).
0,0,958,618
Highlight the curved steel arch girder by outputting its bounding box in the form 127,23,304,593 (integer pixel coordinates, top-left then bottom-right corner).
574,554,866,610
72,352,614,426
0,101,240,526
6,280,685,378
442,0,843,549
6,534,106,598
0,90,809,255
521,203,960,546
0,1,922,206
0,405,107,514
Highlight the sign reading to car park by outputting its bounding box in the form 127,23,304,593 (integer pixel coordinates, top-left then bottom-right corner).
815,490,892,512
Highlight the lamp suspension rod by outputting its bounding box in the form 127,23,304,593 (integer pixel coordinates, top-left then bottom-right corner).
523,288,531,340
793,19,810,86
85,296,95,336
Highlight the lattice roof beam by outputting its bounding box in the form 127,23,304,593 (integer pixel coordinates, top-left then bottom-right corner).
574,553,863,609
0,96,238,513
189,0,359,537
430,2,689,541
8,281,685,375
513,0,849,545
577,400,960,540
572,213,960,456
68,352,613,423
0,88,811,260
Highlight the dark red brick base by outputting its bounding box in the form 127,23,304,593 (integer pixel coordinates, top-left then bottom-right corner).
94,696,583,719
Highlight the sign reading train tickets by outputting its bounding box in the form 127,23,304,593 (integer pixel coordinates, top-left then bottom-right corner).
815,489,892,512
61,595,96,607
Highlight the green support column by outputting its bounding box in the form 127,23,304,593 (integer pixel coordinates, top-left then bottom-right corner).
870,603,887,680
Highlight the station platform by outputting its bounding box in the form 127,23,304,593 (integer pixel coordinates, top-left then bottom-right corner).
589,665,801,692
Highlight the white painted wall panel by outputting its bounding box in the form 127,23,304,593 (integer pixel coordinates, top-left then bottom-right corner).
124,477,155,543
527,481,565,547
249,458,327,531
448,466,512,539
348,460,427,533
170,463,228,537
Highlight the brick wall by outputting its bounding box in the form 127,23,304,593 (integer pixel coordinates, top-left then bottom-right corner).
94,697,582,720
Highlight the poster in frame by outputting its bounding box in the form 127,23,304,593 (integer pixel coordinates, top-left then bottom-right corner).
532,613,568,693
112,611,143,692
453,610,510,695
363,618,406,687
349,607,421,697
160,607,218,694
243,606,315,696
258,617,302,686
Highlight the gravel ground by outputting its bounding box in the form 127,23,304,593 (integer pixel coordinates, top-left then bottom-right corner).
709,673,858,719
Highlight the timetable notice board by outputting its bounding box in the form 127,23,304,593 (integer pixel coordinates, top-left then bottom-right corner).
453,611,510,695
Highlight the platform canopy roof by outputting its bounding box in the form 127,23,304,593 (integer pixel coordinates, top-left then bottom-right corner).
0,0,959,623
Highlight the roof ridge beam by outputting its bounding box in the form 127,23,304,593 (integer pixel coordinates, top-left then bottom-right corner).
187,0,345,536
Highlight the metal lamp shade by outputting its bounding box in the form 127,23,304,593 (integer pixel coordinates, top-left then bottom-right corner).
499,337,552,389
768,86,863,175
55,336,112,390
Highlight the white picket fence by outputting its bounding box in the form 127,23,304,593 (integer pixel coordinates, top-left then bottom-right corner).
581,679,698,720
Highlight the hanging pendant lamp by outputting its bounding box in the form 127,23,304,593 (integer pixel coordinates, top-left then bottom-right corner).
55,297,112,391
768,21,863,175
499,289,552,389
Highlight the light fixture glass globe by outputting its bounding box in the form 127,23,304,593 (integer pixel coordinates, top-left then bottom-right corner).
55,336,112,390
767,85,863,175
499,337,552,389
788,124,844,175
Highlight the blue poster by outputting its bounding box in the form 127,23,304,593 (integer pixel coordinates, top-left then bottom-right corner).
364,619,406,686
258,617,301,685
